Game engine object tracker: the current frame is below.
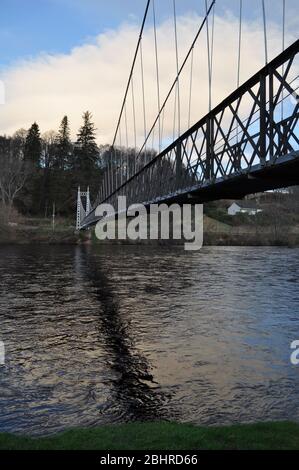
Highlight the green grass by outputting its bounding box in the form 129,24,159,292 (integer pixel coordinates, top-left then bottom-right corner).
0,421,299,450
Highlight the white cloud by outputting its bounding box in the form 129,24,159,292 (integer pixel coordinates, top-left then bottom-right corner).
0,11,297,148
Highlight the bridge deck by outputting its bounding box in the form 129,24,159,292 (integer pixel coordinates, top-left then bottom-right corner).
81,151,299,228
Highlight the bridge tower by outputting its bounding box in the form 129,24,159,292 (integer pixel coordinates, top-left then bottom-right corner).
76,187,91,230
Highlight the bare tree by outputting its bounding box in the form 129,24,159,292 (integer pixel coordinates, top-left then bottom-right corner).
42,130,58,169
13,128,28,154
0,136,30,221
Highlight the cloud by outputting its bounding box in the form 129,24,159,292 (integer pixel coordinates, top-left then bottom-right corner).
0,10,297,149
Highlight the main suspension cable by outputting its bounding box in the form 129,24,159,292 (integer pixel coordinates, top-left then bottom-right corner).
112,0,151,147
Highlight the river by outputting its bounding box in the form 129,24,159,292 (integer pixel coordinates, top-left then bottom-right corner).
0,245,298,435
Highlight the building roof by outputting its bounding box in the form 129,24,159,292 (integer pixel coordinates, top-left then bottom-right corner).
231,200,261,209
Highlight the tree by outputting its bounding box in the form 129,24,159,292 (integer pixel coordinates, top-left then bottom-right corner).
56,116,72,170
0,136,30,220
42,131,57,169
74,111,99,173
24,122,42,167
13,129,27,158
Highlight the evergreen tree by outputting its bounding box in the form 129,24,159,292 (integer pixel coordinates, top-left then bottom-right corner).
24,122,42,167
56,116,72,170
74,111,99,173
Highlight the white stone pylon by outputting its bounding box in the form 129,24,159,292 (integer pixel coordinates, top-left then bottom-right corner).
76,186,81,230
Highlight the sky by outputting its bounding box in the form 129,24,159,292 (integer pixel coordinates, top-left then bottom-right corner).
0,0,298,144
0,0,296,67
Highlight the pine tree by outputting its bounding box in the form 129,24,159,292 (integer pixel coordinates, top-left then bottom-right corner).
74,111,99,173
24,122,42,167
56,116,72,170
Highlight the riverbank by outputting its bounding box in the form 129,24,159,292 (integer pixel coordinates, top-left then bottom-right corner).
0,215,299,246
0,218,82,245
92,215,299,247
0,422,298,450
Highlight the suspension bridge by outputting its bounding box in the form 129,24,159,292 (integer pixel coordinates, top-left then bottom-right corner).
77,0,299,230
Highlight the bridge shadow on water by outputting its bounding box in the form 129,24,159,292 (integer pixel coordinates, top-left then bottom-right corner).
74,245,170,423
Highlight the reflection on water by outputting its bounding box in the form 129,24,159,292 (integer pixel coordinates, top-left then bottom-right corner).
76,249,167,422
0,244,298,435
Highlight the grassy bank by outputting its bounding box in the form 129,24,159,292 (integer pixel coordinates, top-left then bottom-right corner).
0,217,84,245
1,214,299,246
1,422,299,450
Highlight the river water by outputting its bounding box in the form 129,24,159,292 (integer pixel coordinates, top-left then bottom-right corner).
0,245,298,435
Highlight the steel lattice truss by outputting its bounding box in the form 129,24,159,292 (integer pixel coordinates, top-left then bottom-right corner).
82,40,299,228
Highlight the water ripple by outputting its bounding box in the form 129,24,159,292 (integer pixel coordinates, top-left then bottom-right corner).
0,245,298,435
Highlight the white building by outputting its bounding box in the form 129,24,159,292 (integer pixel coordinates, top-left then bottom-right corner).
227,201,263,216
